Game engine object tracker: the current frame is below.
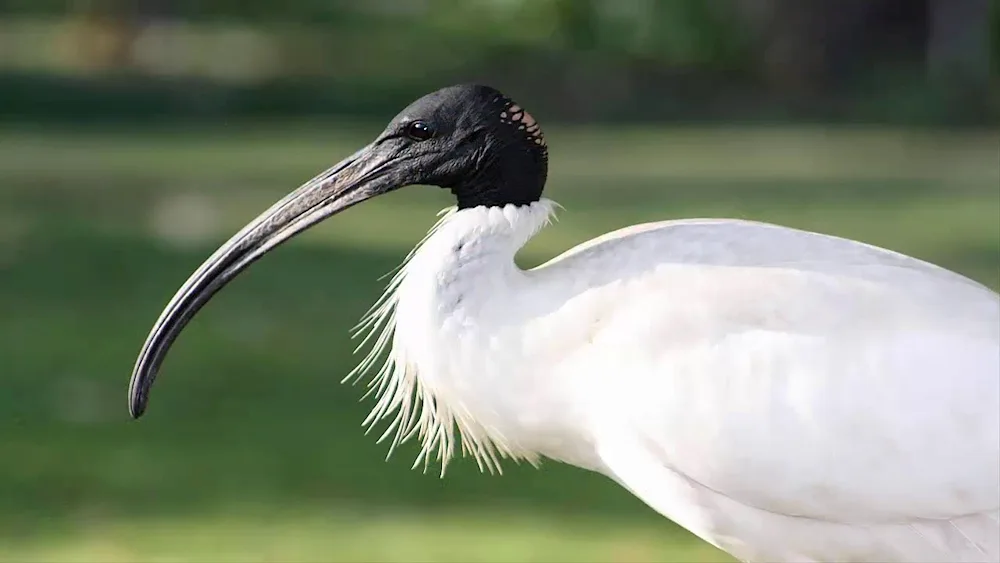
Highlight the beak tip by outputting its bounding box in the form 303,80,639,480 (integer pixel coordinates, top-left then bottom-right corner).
128,377,149,420
129,399,146,420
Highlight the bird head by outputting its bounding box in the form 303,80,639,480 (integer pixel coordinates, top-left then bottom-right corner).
127,84,547,418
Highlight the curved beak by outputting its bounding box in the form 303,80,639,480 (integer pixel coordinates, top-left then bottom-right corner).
128,141,403,419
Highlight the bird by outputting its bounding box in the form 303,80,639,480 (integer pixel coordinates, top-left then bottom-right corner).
127,84,1000,562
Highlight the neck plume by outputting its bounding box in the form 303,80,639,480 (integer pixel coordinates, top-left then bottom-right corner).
343,200,559,475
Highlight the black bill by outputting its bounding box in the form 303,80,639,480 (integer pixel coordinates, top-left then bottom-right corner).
128,141,407,418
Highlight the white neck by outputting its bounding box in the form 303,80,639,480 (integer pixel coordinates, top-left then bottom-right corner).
346,199,560,475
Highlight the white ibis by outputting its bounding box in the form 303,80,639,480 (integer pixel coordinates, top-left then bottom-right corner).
128,84,1000,562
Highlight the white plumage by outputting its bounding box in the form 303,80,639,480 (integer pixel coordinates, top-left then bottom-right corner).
128,84,999,563
350,199,999,562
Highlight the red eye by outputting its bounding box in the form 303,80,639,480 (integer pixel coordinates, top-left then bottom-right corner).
406,120,435,141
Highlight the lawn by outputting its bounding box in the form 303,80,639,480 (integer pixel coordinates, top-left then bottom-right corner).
0,123,996,562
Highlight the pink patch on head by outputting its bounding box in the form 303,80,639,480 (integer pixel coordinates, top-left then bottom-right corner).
503,102,545,147
520,110,537,129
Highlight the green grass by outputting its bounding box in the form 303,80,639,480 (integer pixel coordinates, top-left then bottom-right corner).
0,508,723,562
0,123,996,562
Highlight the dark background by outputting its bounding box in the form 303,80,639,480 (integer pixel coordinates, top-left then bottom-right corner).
1,0,997,125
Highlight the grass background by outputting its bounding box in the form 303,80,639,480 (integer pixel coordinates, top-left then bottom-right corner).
0,124,997,562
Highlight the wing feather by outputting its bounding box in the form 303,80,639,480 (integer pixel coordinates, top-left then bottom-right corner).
534,218,999,561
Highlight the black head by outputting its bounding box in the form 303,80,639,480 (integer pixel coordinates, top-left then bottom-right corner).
380,84,548,208
126,84,548,419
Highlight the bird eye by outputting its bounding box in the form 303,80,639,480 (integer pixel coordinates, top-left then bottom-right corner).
405,120,435,142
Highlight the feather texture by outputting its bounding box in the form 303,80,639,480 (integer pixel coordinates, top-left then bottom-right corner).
343,198,999,561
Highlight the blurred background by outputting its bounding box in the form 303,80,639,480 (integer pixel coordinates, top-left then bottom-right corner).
0,1,997,561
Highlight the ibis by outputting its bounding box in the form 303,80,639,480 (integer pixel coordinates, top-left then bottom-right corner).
128,84,1000,562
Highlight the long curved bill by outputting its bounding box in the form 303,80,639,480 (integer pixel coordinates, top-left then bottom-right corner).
128,142,398,419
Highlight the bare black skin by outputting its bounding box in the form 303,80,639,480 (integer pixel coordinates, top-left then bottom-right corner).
128,84,548,419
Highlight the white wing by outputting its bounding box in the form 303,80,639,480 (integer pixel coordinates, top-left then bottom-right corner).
533,219,1000,562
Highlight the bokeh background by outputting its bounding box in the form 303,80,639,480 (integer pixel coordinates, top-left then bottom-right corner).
1,1,997,562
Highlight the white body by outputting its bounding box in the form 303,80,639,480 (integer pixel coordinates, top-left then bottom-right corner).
350,199,1000,562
